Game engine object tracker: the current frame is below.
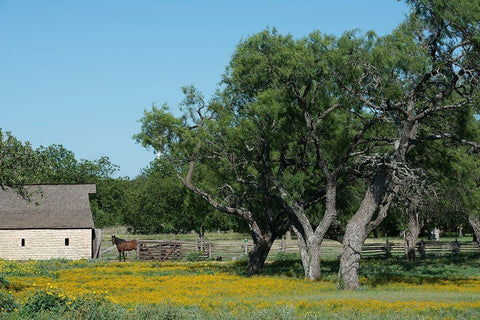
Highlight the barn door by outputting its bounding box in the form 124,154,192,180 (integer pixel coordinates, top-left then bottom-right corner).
92,228,102,259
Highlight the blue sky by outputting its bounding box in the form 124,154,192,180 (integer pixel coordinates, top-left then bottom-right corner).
0,1,409,178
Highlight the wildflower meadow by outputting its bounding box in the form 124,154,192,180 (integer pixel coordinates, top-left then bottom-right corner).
0,254,479,319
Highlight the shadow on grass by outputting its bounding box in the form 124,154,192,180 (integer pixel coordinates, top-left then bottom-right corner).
112,251,479,287
259,258,341,279
227,252,480,286
359,252,480,287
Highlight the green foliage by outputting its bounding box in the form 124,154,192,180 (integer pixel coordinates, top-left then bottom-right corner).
66,296,126,320
0,274,9,288
0,130,126,228
360,254,480,285
267,253,305,278
90,178,131,228
129,304,206,320
37,144,119,184
0,129,44,197
5,302,480,320
131,11,474,279
0,124,239,233
133,103,184,156
23,289,70,313
122,159,238,234
184,251,208,262
0,292,17,313
28,143,129,228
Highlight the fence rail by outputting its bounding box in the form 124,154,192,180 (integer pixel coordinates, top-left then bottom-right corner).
137,240,182,261
124,238,479,261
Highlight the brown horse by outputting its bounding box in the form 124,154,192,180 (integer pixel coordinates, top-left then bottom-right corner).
111,235,137,262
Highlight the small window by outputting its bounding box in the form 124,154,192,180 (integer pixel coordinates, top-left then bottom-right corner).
21,238,25,247
65,238,69,246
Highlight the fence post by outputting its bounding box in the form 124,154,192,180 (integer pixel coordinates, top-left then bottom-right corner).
418,240,426,258
281,238,286,253
450,237,460,253
136,239,140,260
208,242,212,258
384,239,392,258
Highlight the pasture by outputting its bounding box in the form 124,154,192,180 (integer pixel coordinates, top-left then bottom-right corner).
101,228,479,262
0,251,479,319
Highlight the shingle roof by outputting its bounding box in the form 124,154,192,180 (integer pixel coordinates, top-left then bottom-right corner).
0,184,96,229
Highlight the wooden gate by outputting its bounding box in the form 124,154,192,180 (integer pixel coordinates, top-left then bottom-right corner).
137,240,182,261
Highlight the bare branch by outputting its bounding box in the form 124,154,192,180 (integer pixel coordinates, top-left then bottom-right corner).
413,133,480,152
413,99,470,121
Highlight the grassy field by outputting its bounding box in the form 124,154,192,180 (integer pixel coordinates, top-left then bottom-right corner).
100,227,477,261
0,253,479,319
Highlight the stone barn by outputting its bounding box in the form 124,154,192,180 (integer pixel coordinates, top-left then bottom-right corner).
0,184,101,260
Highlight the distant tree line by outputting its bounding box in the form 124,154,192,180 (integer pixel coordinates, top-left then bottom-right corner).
0,131,241,233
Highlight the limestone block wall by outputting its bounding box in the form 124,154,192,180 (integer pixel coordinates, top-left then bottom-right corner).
0,229,92,260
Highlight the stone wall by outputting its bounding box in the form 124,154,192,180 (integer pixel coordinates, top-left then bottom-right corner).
0,229,92,260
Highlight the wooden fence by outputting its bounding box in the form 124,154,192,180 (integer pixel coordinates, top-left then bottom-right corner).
103,238,479,261
137,240,182,261
128,239,295,261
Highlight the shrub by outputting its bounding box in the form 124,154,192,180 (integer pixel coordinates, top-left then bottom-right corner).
272,252,300,262
0,274,9,288
66,297,127,320
184,251,208,262
0,291,17,313
23,289,70,313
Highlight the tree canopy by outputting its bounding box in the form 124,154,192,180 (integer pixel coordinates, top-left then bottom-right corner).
135,0,480,287
0,129,44,197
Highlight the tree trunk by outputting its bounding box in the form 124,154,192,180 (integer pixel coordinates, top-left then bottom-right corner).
291,226,323,280
338,204,373,290
292,225,309,278
247,233,275,275
300,180,337,280
306,235,322,280
338,170,389,290
469,215,480,248
297,180,337,280
404,204,421,261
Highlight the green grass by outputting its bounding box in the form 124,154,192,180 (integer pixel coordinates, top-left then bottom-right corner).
1,253,480,319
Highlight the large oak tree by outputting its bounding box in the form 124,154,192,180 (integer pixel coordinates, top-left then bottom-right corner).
337,0,480,289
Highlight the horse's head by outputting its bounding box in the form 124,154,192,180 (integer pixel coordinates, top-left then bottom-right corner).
111,235,116,245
